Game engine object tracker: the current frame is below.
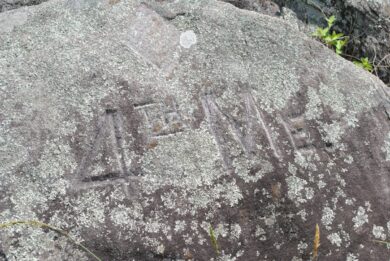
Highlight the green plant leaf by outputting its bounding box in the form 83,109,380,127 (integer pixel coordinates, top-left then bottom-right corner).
326,15,336,28
312,27,328,39
312,14,374,75
362,58,373,72
323,35,333,44
331,32,344,40
354,57,373,72
334,38,348,54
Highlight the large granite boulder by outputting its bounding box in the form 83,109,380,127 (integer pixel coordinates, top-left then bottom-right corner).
0,0,389,260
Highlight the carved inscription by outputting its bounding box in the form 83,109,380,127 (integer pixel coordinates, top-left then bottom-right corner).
243,93,282,159
289,116,312,149
134,97,185,139
279,108,319,159
280,115,313,151
201,93,282,171
74,97,187,191
77,109,129,184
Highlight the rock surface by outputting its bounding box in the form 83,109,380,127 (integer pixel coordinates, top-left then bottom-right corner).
0,0,47,12
221,0,280,16
0,0,389,260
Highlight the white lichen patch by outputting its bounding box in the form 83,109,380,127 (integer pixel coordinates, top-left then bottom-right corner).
230,224,242,241
346,253,359,261
187,180,243,211
156,244,165,254
352,206,369,230
297,209,307,221
110,205,131,227
331,187,347,209
339,228,351,247
161,190,179,210
109,203,142,234
285,175,308,204
345,114,359,128
143,237,164,255
255,226,266,237
372,225,386,240
344,155,354,164
233,156,273,183
320,122,344,148
141,126,242,210
9,183,48,219
305,187,314,200
321,206,335,229
71,190,107,229
335,174,346,187
294,150,319,171
345,198,354,206
288,163,297,175
319,82,346,115
212,252,237,261
144,219,164,234
109,186,127,202
250,58,301,112
6,228,88,261
327,232,342,247
184,235,193,245
297,241,308,253
305,87,323,120
180,30,197,49
365,201,373,213
9,139,76,220
264,215,276,227
174,220,186,233
317,179,327,189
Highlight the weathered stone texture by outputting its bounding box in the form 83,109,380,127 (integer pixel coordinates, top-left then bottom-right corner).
0,0,389,260
221,0,280,16
0,0,47,12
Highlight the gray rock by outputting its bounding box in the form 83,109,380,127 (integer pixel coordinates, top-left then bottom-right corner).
221,0,280,16
0,0,389,260
0,0,47,12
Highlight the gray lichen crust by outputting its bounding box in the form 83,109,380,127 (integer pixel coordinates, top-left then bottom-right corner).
0,0,389,260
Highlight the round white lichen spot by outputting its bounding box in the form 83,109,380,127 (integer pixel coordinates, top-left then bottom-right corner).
180,30,197,49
